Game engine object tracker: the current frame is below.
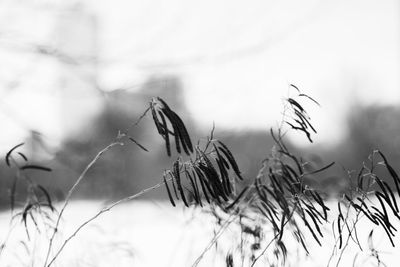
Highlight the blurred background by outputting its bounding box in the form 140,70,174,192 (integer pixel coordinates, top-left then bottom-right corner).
0,0,399,206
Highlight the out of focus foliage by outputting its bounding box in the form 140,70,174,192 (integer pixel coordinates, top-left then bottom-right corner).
1,84,400,206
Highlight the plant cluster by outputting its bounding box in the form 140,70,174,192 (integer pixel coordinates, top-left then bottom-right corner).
0,88,399,267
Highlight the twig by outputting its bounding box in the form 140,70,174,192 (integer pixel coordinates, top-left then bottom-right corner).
251,203,298,267
43,102,152,267
192,195,255,267
123,105,151,134
326,200,364,267
46,177,170,266
191,210,240,267
335,212,363,267
43,141,123,267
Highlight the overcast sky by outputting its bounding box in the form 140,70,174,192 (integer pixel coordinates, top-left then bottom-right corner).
0,0,399,151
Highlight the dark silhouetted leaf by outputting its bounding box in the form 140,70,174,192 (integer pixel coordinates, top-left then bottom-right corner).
128,137,148,152
225,186,249,210
307,162,335,175
17,152,28,161
164,175,175,207
6,143,24,167
36,185,54,212
20,165,52,172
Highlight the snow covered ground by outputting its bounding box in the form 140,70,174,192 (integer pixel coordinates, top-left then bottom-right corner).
0,199,398,267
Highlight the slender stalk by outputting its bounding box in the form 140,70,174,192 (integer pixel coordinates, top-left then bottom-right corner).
43,103,151,267
46,177,170,266
191,212,239,267
43,141,123,267
192,195,255,267
251,202,298,267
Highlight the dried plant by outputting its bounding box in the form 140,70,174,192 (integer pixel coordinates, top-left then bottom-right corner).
1,142,56,261
0,91,399,267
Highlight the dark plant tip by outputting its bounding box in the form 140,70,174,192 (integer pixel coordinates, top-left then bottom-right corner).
18,152,28,161
20,165,52,172
128,137,149,152
6,142,25,166
290,84,300,92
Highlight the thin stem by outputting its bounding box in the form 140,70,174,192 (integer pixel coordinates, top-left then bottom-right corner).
192,196,255,267
191,210,240,267
326,200,364,267
251,234,278,267
46,177,171,267
123,105,151,135
203,121,216,153
43,141,123,267
335,212,363,267
43,102,152,267
251,202,298,267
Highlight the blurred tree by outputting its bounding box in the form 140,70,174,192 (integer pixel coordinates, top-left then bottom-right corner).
315,104,400,192
53,75,192,200
348,105,400,160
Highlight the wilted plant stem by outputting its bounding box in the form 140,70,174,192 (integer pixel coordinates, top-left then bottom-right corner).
192,212,239,267
330,202,365,267
192,195,255,267
43,141,123,267
43,103,152,267
46,176,171,267
251,202,298,267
